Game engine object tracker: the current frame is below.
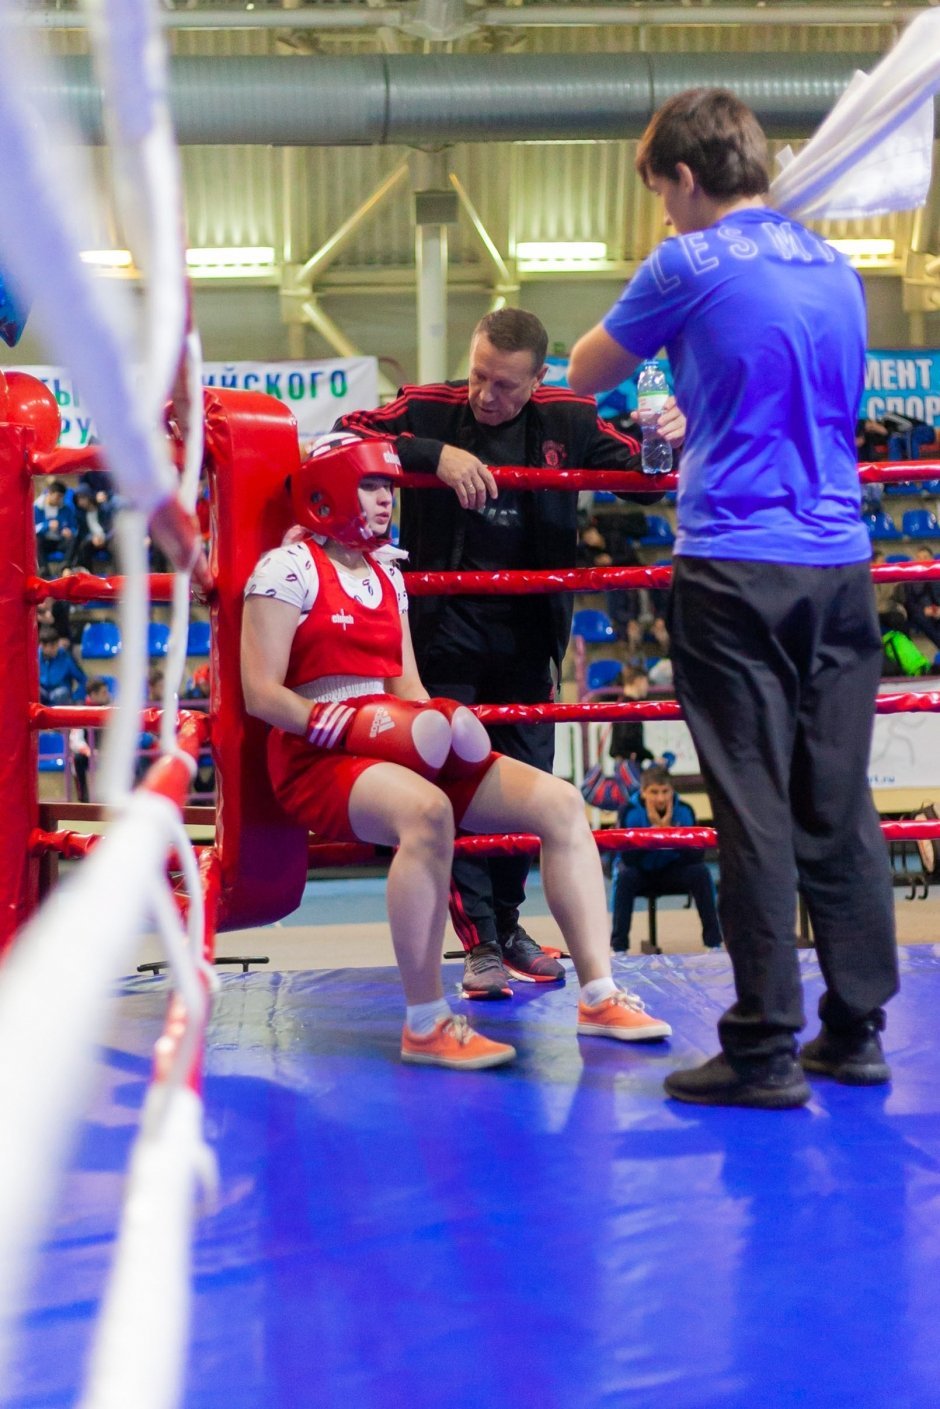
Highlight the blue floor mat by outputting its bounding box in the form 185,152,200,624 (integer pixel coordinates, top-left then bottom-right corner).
5,948,940,1409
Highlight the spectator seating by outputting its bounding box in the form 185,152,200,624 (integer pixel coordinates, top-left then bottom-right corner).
186,620,210,656
921,479,940,495
80,620,121,659
887,424,936,461
147,622,171,658
914,425,938,456
902,508,940,538
572,607,616,699
886,553,912,563
586,658,623,692
593,490,618,505
639,514,675,547
37,731,67,772
884,482,917,496
572,607,616,644
863,511,902,540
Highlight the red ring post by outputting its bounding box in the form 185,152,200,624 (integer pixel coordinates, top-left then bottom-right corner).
0,426,41,950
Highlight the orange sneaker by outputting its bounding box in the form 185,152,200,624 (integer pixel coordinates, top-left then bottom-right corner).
578,989,672,1042
401,1014,516,1070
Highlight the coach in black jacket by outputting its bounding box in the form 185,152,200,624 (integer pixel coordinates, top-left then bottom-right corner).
336,308,669,999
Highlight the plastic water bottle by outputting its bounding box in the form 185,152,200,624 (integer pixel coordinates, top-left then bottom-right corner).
636,361,673,475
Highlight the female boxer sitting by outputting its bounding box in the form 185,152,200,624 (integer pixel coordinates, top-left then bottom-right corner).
240,434,671,1070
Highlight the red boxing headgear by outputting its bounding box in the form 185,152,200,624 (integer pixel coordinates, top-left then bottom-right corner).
291,435,404,550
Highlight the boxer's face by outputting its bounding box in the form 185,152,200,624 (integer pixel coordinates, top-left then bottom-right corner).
358,476,394,536
467,334,547,426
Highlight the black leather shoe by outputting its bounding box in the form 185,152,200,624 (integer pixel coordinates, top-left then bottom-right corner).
664,1052,811,1109
800,1024,890,1086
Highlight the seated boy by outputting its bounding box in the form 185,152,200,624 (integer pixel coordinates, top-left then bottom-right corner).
611,765,721,952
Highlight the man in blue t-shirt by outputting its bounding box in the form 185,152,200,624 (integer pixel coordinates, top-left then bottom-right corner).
569,87,898,1109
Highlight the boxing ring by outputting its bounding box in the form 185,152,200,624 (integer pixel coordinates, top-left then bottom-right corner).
3,388,940,1406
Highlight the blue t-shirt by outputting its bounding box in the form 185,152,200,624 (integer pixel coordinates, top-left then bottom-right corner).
603,208,870,566
617,796,704,872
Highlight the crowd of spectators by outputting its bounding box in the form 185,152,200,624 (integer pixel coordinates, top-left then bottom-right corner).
34,470,116,578
580,489,940,688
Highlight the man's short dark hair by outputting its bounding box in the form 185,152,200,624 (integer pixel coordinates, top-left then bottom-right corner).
472,308,548,372
38,625,60,645
636,88,769,200
640,764,673,791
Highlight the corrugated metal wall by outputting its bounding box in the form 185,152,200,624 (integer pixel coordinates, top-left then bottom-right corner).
30,9,940,338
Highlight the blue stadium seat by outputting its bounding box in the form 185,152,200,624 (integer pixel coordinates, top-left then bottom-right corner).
921,479,940,495
147,622,171,658
37,731,66,772
639,514,676,547
80,620,121,659
884,482,917,496
902,508,940,537
571,608,616,643
885,553,912,563
863,511,901,540
186,620,211,656
592,491,618,505
586,658,623,692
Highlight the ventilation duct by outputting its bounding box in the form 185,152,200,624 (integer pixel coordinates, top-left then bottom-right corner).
44,51,883,146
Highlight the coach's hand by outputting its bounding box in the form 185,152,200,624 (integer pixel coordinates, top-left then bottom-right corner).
436,445,498,511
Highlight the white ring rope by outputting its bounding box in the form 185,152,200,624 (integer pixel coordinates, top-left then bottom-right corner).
77,808,218,1409
77,1082,218,1409
161,330,205,758
0,789,188,1383
100,509,151,805
0,5,176,515
0,2,211,1403
85,0,188,422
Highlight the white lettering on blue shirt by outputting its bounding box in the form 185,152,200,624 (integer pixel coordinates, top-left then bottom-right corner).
649,246,681,295
716,225,759,260
681,232,720,276
761,221,816,263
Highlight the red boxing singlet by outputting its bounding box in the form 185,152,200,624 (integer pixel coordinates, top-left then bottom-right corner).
283,540,403,690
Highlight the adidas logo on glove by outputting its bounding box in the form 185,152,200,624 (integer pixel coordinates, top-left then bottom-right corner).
369,707,396,738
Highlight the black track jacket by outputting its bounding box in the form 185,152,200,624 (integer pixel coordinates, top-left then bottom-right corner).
335,380,654,671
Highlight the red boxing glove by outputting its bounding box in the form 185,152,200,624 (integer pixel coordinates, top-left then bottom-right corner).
426,697,493,780
306,695,452,780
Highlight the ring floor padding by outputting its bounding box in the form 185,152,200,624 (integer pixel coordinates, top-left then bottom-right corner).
5,948,940,1409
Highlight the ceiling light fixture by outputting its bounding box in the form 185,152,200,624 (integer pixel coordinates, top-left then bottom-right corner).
515,240,608,270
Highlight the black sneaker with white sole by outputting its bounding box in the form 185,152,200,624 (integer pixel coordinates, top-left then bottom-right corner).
462,942,512,1000
498,924,565,984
